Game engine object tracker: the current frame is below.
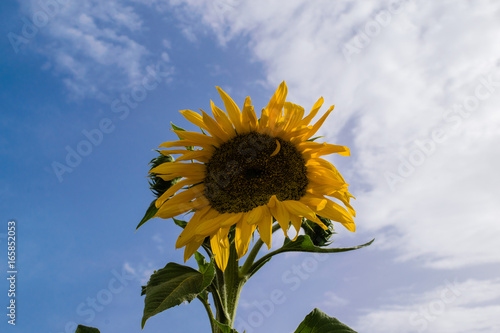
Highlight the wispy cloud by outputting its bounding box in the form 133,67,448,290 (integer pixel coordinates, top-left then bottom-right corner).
355,278,500,333
174,0,500,269
24,0,154,99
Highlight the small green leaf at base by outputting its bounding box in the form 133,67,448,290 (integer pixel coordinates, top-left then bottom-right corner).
294,308,357,333
173,217,188,229
136,200,158,230
75,325,100,333
141,262,215,328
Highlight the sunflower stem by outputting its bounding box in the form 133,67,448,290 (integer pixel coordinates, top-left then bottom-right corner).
214,265,227,325
221,243,245,328
197,294,216,333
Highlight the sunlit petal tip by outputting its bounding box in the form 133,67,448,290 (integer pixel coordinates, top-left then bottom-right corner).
216,86,244,132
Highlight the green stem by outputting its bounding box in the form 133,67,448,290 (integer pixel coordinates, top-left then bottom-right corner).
211,224,282,330
240,223,281,276
224,244,244,325
214,264,227,324
197,294,216,333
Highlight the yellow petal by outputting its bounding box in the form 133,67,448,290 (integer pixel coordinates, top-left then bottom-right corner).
270,140,281,156
331,191,356,217
172,130,218,146
299,97,324,127
235,216,257,258
281,200,321,224
255,208,273,249
300,193,328,211
195,212,241,235
268,195,289,237
174,150,212,163
211,228,230,271
211,100,236,137
155,200,194,219
155,178,197,208
149,162,205,175
183,238,204,262
159,149,191,156
201,110,231,142
216,86,244,134
179,110,209,131
282,126,311,142
159,139,214,150
241,96,258,132
289,214,302,241
282,102,305,132
155,184,204,218
262,81,287,135
175,206,214,248
317,198,355,232
303,105,334,140
246,205,267,224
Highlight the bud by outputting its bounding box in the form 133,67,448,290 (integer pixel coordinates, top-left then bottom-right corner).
148,151,178,198
302,216,335,246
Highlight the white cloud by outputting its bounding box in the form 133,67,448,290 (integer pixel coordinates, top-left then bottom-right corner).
174,0,500,269
355,278,500,333
318,291,350,309
25,0,152,99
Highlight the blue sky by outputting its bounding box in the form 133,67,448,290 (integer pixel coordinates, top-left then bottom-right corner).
1,1,500,332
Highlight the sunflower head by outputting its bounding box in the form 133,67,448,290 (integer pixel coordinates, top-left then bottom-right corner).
148,82,356,271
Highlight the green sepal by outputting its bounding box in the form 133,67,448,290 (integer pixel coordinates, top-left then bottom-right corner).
294,308,356,333
214,320,240,333
306,136,324,142
141,262,215,328
171,122,194,151
171,122,187,133
75,325,100,333
136,200,158,230
172,217,188,229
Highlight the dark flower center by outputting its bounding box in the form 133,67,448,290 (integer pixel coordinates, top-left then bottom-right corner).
203,132,308,213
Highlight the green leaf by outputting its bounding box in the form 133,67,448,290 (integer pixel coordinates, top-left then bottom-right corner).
281,235,373,254
214,320,240,333
172,217,188,229
194,251,210,273
136,200,158,230
141,262,215,328
248,236,373,277
75,325,100,333
294,308,356,333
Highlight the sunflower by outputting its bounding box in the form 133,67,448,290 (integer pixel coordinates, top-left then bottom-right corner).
150,82,355,271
